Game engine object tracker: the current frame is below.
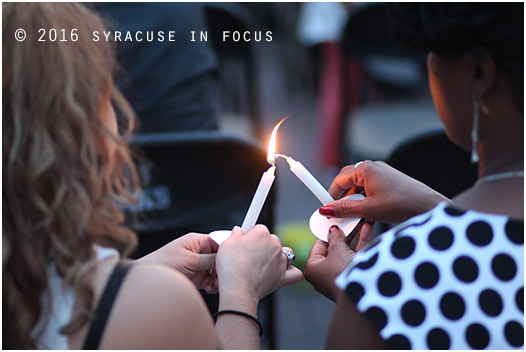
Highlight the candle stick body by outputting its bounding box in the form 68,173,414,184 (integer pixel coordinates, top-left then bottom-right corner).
286,157,334,205
241,165,276,233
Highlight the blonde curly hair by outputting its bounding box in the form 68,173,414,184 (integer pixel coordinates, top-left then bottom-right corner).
3,3,139,348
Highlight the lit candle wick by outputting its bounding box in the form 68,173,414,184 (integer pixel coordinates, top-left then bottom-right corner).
240,117,288,233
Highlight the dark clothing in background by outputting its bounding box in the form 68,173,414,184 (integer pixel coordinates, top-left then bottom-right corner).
95,3,220,132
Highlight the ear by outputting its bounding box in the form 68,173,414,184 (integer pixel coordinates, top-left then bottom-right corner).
472,53,496,100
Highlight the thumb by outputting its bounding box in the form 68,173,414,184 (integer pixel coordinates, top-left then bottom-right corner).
230,225,243,239
327,225,349,255
222,226,243,246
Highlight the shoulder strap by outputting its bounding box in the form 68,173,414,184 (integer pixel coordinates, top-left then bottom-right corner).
83,260,133,350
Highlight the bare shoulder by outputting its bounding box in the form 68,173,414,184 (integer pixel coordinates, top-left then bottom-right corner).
452,178,524,219
99,262,220,349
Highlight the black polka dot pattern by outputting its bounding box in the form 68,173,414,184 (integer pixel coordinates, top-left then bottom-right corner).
427,328,451,349
492,253,517,281
479,289,503,317
389,334,411,349
366,306,388,330
390,236,415,259
428,226,454,250
504,321,524,347
377,271,401,297
440,292,465,320
466,323,490,349
414,262,439,289
401,300,426,327
466,221,493,246
444,206,465,216
346,282,365,303
505,219,524,244
453,256,478,283
337,203,524,349
356,253,379,270
516,287,524,312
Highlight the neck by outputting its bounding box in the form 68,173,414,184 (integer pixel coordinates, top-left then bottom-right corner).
476,114,523,178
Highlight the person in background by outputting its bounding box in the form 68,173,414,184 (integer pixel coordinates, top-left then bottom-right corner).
305,3,523,349
95,3,220,132
3,3,301,349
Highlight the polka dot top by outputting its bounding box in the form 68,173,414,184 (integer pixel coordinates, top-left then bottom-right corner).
335,202,524,349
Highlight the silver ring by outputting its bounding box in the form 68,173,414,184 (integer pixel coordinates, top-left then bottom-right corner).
281,250,295,267
207,269,217,279
354,161,364,168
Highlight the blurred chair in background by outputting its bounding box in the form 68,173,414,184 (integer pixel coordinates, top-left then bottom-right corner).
126,132,275,256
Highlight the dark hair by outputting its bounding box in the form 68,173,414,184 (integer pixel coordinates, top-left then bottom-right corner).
387,3,524,109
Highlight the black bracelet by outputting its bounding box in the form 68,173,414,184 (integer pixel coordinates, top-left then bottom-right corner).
213,310,263,337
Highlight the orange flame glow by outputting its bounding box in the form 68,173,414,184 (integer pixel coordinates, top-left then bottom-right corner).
267,116,288,165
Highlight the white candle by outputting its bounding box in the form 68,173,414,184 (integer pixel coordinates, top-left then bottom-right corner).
284,156,334,205
241,165,276,233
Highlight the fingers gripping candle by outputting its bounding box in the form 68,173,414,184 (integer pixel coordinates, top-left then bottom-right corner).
240,117,287,233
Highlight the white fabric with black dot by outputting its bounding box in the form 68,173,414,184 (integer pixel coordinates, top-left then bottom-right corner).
335,202,524,349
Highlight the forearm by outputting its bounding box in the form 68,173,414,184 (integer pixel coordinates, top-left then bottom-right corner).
215,292,260,349
411,183,451,214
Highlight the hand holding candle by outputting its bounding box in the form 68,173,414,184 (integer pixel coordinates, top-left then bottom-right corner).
210,116,353,246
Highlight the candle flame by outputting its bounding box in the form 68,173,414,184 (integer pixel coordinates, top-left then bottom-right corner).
267,116,288,165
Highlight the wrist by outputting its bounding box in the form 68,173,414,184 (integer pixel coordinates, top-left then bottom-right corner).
219,288,259,317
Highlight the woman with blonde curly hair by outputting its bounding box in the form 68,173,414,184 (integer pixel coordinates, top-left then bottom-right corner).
3,3,301,349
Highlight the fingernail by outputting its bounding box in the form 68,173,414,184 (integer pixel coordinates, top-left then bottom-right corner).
329,225,340,233
206,284,212,294
319,205,336,217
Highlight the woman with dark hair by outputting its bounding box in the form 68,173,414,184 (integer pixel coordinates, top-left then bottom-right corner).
305,3,523,349
3,3,301,349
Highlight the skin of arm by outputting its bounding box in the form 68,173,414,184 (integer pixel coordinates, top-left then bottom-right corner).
326,290,392,349
93,263,222,349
